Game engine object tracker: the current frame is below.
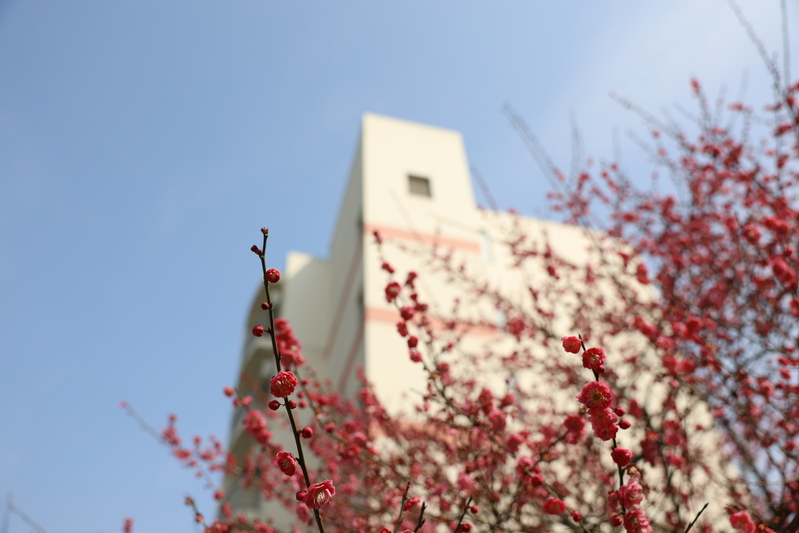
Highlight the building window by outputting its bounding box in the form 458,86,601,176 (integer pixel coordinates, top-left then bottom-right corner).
408,175,432,197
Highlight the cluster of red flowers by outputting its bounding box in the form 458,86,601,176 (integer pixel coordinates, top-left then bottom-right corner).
561,336,651,531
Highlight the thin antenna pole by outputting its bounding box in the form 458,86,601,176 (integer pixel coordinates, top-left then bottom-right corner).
781,0,791,88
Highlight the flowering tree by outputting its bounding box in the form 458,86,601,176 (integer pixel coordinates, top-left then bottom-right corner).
131,51,799,533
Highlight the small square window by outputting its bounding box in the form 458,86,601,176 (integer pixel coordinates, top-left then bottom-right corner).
408,175,432,197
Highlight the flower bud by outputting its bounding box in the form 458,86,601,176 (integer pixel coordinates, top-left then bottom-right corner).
611,447,633,467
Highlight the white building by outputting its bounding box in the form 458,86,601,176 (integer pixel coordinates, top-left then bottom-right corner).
223,113,724,530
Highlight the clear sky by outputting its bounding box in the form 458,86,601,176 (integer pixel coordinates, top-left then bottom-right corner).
0,1,795,532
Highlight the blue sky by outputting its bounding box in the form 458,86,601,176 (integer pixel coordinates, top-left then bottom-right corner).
0,1,795,531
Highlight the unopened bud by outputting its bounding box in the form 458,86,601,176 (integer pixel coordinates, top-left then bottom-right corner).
265,268,281,283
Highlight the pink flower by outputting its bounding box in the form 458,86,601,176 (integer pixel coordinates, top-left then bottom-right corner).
563,414,586,444
243,410,271,447
296,503,311,523
623,508,652,532
592,422,618,441
589,407,618,428
270,371,299,398
543,497,567,515
582,347,606,373
504,432,524,453
385,282,401,302
488,410,506,431
457,472,475,493
561,336,581,353
576,381,613,410
305,479,336,509
743,224,760,243
265,268,281,283
276,450,296,476
564,414,585,433
729,511,756,533
618,481,644,508
403,496,421,511
589,407,619,440
252,325,265,337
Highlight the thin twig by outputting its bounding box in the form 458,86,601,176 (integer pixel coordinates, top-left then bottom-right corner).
684,502,709,533
453,497,473,532
258,228,327,533
394,482,411,533
7,499,47,533
183,496,208,529
414,502,427,532
780,0,790,89
727,0,782,91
